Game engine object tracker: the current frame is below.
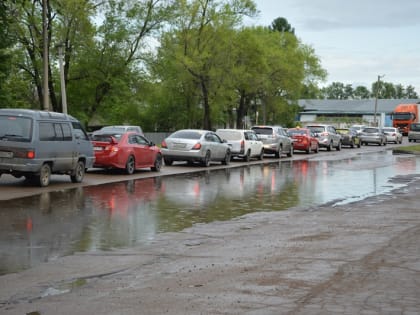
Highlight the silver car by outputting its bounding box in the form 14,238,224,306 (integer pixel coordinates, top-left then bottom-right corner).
161,129,231,167
382,127,403,144
408,123,420,142
306,124,342,151
360,127,387,146
251,126,293,158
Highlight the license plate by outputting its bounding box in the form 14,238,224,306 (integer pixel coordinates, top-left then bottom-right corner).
94,146,103,151
0,151,13,158
173,143,186,149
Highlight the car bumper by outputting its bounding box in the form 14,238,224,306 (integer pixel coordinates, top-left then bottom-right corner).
161,149,205,161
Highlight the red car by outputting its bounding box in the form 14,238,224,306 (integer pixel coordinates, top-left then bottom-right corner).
288,128,319,154
91,130,162,174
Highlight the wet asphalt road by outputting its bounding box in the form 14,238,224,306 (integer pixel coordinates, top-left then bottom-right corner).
1,139,420,315
0,139,416,201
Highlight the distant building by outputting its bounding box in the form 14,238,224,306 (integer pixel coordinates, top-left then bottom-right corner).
297,99,420,127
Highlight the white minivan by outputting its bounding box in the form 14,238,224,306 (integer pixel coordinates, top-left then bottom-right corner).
0,109,95,187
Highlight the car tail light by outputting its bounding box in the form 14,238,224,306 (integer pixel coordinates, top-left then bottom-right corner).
161,140,167,149
240,140,244,150
26,150,35,159
192,143,202,150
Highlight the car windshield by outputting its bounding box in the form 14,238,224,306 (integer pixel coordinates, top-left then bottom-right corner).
383,128,395,132
0,115,32,142
337,129,349,134
216,130,242,141
410,124,420,131
363,128,379,133
288,129,306,136
251,127,273,135
307,126,325,133
169,130,202,140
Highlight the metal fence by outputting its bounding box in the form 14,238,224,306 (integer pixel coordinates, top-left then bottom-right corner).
144,132,172,145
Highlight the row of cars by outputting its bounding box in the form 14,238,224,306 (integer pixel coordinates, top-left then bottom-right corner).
90,124,405,176
0,108,405,187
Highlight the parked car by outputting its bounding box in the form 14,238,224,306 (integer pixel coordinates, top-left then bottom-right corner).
91,130,162,174
287,128,319,154
382,127,403,144
336,128,361,148
215,129,264,161
306,124,342,151
161,129,231,167
0,108,94,187
94,125,143,136
251,125,293,158
349,124,367,135
360,127,387,146
408,123,420,142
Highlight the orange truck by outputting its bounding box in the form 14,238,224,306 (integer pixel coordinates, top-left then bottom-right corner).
392,103,419,135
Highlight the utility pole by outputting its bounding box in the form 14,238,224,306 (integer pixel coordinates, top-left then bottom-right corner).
58,44,68,114
373,74,385,126
42,0,49,111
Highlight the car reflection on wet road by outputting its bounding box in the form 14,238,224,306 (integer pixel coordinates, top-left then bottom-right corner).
0,151,419,275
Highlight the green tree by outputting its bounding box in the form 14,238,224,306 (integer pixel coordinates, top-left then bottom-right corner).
405,85,418,98
353,86,370,99
269,17,294,34
153,0,256,130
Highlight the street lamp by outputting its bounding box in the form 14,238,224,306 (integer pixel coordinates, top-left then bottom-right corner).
373,74,385,126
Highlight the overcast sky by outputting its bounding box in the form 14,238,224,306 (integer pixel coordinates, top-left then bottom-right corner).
249,0,420,94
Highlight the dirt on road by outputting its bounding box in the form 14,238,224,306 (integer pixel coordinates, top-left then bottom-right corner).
1,171,420,315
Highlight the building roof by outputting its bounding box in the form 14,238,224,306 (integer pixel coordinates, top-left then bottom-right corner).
298,99,420,114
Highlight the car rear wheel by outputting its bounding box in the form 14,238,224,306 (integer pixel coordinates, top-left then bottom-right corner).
275,145,282,158
70,160,85,183
37,163,51,187
202,151,211,167
151,154,162,172
164,158,173,166
287,146,293,157
125,155,135,175
336,141,341,151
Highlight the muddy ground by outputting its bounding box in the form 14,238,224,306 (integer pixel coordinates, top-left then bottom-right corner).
1,171,420,315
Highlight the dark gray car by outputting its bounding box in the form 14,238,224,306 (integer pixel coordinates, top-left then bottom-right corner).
0,109,94,187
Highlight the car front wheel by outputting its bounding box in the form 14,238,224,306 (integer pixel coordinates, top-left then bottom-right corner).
152,154,162,172
70,160,85,183
125,155,135,174
222,150,231,165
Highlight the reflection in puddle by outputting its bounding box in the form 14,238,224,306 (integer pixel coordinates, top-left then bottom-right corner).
0,151,419,275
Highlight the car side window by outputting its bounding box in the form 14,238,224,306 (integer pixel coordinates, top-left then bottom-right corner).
137,135,148,145
72,122,90,141
39,122,55,141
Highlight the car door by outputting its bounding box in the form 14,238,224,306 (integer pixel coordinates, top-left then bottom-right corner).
328,126,340,146
246,131,259,156
137,135,154,166
278,128,291,152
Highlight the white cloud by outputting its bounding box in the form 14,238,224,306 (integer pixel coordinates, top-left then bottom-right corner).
250,0,420,93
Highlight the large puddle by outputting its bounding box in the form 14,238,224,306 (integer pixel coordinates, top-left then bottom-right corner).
1,151,419,275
